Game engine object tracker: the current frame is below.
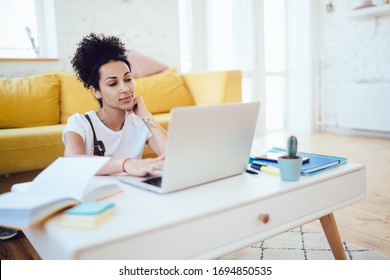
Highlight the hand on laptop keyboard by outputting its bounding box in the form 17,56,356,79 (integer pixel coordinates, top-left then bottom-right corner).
122,155,164,177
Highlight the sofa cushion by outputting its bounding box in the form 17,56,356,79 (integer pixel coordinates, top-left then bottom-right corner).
182,70,242,105
0,74,60,128
0,124,65,174
125,50,168,78
57,72,100,124
134,68,195,114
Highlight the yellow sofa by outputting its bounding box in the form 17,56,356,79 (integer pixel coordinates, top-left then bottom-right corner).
0,69,242,183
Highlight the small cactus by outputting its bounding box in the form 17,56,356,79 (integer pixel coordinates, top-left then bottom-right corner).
287,135,298,159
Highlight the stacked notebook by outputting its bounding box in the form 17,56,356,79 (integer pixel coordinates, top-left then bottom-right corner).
59,201,115,229
250,147,347,176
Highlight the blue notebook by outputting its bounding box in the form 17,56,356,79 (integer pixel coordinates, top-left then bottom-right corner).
250,147,347,176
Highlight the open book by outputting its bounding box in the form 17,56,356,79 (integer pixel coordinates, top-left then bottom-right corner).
0,157,122,229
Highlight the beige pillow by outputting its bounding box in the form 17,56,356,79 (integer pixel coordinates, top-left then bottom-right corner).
126,50,168,78
134,68,195,114
0,74,60,128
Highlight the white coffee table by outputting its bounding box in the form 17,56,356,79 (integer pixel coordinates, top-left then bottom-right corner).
24,162,365,260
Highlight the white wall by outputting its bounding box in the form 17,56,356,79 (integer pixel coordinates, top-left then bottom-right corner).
314,0,390,130
0,0,180,77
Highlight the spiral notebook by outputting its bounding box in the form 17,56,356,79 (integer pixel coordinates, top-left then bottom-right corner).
250,147,347,175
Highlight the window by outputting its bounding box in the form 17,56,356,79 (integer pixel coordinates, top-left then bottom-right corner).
0,0,57,59
263,0,286,131
179,0,286,131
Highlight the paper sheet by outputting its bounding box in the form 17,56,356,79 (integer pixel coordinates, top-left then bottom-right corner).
28,157,110,200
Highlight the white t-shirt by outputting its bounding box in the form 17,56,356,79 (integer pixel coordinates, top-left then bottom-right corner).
62,111,151,159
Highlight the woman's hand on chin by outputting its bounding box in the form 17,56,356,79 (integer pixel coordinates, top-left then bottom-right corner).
131,96,152,119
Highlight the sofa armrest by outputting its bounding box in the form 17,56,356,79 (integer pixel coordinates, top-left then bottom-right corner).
181,70,242,105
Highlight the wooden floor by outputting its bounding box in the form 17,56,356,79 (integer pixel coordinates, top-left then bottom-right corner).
252,131,390,257
1,132,389,259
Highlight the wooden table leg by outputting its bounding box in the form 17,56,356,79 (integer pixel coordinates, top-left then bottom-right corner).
319,213,347,260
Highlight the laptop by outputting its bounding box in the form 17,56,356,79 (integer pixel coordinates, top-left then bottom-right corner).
119,102,260,194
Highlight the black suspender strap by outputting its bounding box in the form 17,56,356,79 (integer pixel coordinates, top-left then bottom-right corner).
84,114,105,156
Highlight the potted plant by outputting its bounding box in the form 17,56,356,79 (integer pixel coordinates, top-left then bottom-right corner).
277,135,302,181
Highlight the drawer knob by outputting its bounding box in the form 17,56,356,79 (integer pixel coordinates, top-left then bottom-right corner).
258,214,270,224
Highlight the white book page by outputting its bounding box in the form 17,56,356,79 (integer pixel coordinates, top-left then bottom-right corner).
83,176,122,201
28,157,110,200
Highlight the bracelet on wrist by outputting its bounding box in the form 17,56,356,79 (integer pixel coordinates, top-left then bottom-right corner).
122,157,132,174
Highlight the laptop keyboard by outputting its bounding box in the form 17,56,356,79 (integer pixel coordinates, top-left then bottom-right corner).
142,177,162,188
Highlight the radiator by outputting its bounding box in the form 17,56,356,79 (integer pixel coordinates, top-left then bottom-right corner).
338,83,390,132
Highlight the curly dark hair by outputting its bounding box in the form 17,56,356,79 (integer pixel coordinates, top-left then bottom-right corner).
71,33,131,92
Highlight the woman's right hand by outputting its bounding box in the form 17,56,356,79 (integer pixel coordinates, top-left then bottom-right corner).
123,155,164,177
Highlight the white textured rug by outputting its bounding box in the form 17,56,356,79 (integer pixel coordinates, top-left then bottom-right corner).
219,225,389,260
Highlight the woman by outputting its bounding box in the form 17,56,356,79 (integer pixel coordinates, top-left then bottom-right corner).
63,33,167,176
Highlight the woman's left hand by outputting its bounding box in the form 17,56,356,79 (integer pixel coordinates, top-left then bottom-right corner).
130,96,151,119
